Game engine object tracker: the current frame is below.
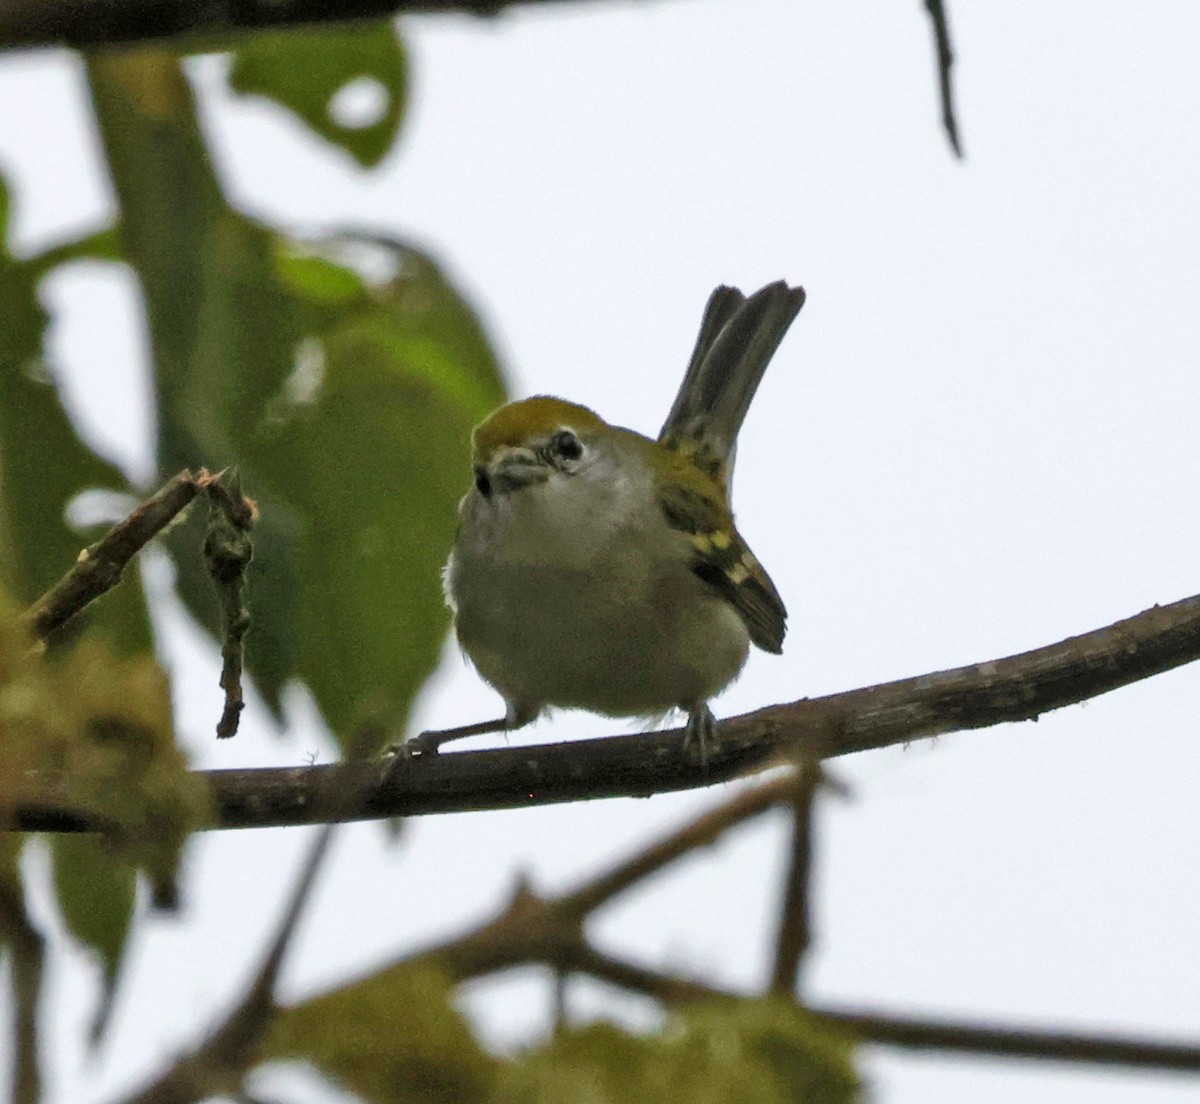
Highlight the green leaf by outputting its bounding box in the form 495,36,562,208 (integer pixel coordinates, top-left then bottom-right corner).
0,833,45,1104
497,999,861,1104
244,239,504,743
0,174,150,651
50,834,135,1041
265,962,497,1104
0,168,166,1037
87,53,306,714
230,23,407,168
89,49,506,746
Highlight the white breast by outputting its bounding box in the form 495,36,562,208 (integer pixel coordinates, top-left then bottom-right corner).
444,453,749,721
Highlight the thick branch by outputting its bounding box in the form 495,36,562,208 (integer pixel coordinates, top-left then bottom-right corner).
8,591,1200,832
0,0,606,51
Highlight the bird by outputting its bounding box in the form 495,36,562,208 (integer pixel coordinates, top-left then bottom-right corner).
410,281,806,763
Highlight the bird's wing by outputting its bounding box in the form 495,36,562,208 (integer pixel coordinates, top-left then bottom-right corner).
657,477,787,654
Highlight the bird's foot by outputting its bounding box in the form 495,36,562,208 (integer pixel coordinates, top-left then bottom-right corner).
682,704,719,768
392,715,513,758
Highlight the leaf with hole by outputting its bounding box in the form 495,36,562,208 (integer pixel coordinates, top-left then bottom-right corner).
229,23,408,168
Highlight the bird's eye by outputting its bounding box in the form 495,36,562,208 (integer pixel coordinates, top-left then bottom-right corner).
552,430,583,460
474,466,492,498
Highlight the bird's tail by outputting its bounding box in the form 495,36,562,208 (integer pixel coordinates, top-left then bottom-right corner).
658,280,806,484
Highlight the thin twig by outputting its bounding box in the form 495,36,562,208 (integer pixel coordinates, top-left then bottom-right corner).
923,0,963,157
22,469,200,642
768,760,819,996
811,1005,1200,1073
560,772,796,919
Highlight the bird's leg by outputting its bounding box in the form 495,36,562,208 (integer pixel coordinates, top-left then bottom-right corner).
682,702,719,768
403,702,535,756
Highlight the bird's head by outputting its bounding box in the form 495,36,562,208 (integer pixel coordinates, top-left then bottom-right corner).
469,396,608,498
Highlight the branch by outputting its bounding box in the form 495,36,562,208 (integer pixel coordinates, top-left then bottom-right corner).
9,590,1200,832
768,759,819,995
923,0,963,157
282,774,1200,1079
0,0,607,51
107,592,1200,827
812,1006,1200,1073
22,469,201,642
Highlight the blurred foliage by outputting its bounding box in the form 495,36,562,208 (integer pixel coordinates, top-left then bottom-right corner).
85,44,504,747
0,168,164,1034
0,20,861,1104
230,23,408,167
0,173,150,649
266,957,859,1104
266,962,499,1104
1,16,502,1058
0,598,208,1038
496,999,861,1104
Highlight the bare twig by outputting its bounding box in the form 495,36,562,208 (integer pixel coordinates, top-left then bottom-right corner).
392,775,795,984
559,772,796,919
923,0,963,157
22,469,200,642
768,760,819,996
811,1005,1200,1073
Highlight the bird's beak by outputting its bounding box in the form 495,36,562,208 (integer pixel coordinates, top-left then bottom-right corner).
475,447,549,498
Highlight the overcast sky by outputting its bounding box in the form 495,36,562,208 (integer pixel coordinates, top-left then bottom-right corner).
2,2,1200,1102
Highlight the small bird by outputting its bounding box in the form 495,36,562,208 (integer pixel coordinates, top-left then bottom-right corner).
412,281,806,762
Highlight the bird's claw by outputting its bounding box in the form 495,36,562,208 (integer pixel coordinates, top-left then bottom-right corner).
682,705,719,768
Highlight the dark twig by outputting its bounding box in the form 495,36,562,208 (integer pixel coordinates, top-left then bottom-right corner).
559,772,796,919
551,966,569,1035
812,1006,1200,1073
202,473,257,739
22,469,200,642
923,0,963,157
768,760,820,996
110,825,338,1104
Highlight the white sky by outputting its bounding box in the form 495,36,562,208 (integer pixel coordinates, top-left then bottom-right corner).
2,1,1200,1102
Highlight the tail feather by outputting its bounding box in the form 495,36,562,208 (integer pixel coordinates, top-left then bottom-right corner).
658,281,806,481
